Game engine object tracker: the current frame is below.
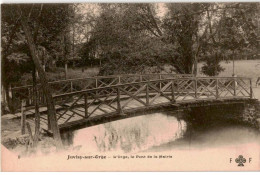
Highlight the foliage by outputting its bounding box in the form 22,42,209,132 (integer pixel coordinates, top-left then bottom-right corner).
201,52,225,76
2,3,259,80
217,3,258,58
1,4,71,86
78,3,258,76
163,3,208,73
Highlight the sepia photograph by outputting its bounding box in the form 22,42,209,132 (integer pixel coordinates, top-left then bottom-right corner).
1,2,260,172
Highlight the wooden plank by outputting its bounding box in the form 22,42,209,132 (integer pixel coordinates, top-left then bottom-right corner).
57,94,83,120
87,93,114,117
149,82,172,104
120,87,146,108
90,109,105,117
197,79,217,98
98,105,114,113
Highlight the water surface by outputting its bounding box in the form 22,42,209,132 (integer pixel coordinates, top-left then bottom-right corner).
62,111,260,153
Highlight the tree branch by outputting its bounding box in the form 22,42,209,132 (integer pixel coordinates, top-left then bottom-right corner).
146,5,163,36
33,4,44,43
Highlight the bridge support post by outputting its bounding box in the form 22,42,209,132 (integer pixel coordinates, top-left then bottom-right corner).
159,75,162,90
95,78,98,88
176,78,179,98
250,79,253,99
84,93,88,118
95,78,98,96
171,80,175,102
21,99,26,135
146,83,149,106
27,89,30,106
11,86,15,109
70,81,73,92
47,99,52,130
140,75,142,82
117,87,124,115
194,78,197,99
233,77,237,96
118,76,121,84
216,79,219,99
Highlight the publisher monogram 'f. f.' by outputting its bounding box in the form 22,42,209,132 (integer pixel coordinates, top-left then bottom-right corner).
230,155,252,167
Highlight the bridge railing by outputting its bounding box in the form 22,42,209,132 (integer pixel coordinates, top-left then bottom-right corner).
50,77,252,128
10,74,192,112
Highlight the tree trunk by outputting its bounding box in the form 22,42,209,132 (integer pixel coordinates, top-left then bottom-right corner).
2,85,6,106
232,50,235,76
5,84,11,112
2,57,13,113
1,84,10,113
72,23,75,68
2,81,12,112
32,68,40,147
65,62,68,79
17,6,63,148
193,55,198,76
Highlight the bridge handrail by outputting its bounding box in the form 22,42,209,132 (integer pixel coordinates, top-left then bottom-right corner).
11,75,251,90
10,73,194,112
49,76,253,129
11,75,253,114
53,76,252,98
19,76,253,130
11,73,193,90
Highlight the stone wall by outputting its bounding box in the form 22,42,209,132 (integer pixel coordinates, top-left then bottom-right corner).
184,99,260,130
241,100,260,129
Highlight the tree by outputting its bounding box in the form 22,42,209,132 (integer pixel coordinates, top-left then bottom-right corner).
217,3,258,76
70,3,259,77
2,4,72,148
163,3,207,74
1,4,72,109
14,4,63,148
80,3,209,75
79,4,170,75
200,3,258,76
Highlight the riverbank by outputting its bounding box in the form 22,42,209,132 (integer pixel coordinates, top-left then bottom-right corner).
1,114,58,157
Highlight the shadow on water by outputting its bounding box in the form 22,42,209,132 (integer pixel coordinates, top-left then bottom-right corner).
61,107,260,153
147,104,260,152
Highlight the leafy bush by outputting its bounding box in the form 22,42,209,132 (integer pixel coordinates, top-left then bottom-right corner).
201,54,225,76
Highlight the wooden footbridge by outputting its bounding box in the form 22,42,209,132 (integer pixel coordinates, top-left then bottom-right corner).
11,74,254,133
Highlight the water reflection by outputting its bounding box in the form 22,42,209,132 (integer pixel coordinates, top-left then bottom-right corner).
147,120,260,152
62,111,260,154
66,112,187,153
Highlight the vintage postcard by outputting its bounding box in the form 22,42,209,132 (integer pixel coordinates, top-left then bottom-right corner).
1,2,260,172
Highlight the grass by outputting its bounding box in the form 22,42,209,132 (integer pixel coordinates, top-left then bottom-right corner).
20,66,100,86
20,60,260,86
198,60,260,83
61,66,99,80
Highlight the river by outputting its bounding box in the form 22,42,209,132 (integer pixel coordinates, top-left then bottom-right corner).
61,110,260,154
3,110,259,171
